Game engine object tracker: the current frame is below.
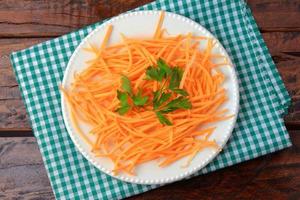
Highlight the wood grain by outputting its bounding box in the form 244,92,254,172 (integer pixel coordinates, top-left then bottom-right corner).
0,131,298,200
0,38,49,129
249,0,300,32
0,137,53,199
0,0,299,37
0,31,299,131
0,0,153,37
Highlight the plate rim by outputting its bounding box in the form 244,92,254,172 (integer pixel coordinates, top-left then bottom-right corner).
61,10,240,185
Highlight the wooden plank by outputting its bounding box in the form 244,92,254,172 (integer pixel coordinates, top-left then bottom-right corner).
0,131,299,199
0,0,299,37
0,100,29,130
248,0,300,32
1,31,300,131
0,38,49,129
0,137,54,199
0,0,153,37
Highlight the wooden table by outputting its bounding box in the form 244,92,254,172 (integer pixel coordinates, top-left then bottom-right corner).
0,0,299,199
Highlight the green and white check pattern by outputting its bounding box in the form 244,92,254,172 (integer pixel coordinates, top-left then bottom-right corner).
10,0,291,199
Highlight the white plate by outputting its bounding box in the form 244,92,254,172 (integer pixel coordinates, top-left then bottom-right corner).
61,11,239,185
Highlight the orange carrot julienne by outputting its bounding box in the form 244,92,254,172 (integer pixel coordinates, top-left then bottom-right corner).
60,11,232,175
101,25,113,50
153,11,165,38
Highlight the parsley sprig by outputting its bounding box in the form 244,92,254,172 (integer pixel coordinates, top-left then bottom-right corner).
115,75,148,115
116,58,192,125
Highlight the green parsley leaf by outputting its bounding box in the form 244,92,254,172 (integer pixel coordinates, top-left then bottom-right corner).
145,66,164,82
153,90,161,104
169,67,184,89
132,89,149,106
155,111,172,126
172,88,189,96
116,105,131,115
157,58,172,76
161,96,192,113
116,90,131,115
153,92,172,110
146,59,172,82
117,90,129,106
121,75,132,95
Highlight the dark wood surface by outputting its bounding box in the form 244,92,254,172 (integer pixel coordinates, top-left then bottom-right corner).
0,0,299,199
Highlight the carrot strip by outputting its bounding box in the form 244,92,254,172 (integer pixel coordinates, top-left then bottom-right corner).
101,25,113,50
153,11,165,38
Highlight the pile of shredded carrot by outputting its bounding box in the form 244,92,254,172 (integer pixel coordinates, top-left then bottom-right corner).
61,11,231,175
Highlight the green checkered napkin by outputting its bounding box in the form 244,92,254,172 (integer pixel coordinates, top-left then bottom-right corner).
10,0,291,199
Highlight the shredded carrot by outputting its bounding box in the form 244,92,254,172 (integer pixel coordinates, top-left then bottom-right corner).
153,11,165,38
101,25,113,50
61,11,232,175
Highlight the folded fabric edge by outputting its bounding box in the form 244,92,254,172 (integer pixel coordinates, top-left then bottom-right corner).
242,1,291,115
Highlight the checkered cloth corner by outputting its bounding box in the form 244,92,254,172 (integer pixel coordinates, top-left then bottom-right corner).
10,0,291,199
